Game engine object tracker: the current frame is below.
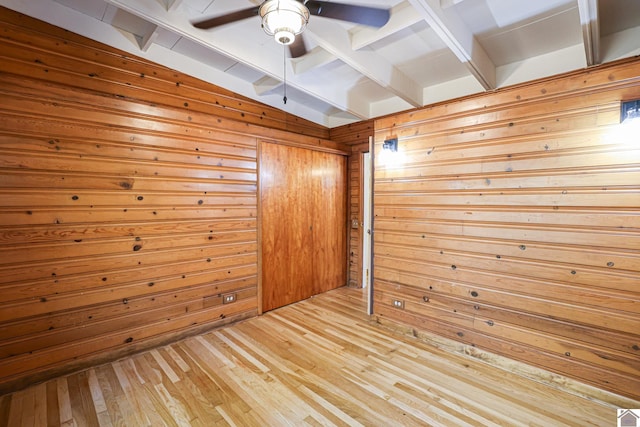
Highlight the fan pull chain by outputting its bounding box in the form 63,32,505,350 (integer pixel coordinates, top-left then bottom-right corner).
283,43,287,104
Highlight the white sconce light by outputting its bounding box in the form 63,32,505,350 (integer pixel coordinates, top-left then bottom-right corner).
380,137,404,167
621,99,640,124
382,138,398,152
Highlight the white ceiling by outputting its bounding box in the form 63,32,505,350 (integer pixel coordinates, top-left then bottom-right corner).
2,0,639,128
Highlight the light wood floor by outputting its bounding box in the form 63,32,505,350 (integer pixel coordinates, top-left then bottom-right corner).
0,287,622,426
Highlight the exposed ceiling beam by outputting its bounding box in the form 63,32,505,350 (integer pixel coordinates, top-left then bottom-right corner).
292,47,336,75
138,25,159,52
307,20,424,108
407,0,496,90
577,0,600,66
164,0,183,12
440,0,465,8
105,0,371,119
253,75,281,96
350,1,422,51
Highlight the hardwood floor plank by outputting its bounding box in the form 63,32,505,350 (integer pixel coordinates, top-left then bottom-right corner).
153,382,192,427
179,340,266,427
6,389,23,427
222,328,365,427
55,377,73,426
93,365,124,427
238,318,422,426
0,394,11,427
150,350,219,427
165,346,191,373
111,360,152,426
20,386,36,427
0,286,632,426
33,383,47,427
126,355,172,425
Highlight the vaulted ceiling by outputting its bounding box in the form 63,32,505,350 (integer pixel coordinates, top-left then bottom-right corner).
3,0,639,127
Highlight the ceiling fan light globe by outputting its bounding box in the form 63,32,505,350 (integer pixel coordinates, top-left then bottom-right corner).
259,0,309,43
274,30,295,45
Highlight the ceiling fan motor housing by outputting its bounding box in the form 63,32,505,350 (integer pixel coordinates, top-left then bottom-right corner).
259,0,310,45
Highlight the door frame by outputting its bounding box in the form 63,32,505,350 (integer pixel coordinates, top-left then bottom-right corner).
365,137,375,315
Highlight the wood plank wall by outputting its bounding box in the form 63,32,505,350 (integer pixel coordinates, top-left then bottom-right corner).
373,58,640,400
347,153,362,286
0,7,340,395
330,121,373,286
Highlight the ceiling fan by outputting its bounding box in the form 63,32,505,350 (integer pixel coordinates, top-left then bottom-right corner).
192,0,391,58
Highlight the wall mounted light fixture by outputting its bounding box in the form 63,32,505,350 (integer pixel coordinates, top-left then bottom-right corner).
621,99,640,124
383,138,398,152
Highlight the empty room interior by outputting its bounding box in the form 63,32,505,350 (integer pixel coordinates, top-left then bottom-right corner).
0,0,639,425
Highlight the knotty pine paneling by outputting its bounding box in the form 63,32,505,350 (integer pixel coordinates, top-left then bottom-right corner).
0,7,344,395
348,154,362,286
330,120,374,148
331,120,373,287
373,58,640,400
0,8,328,139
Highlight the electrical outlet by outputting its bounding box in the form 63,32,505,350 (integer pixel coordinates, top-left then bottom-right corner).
222,293,237,304
392,299,404,309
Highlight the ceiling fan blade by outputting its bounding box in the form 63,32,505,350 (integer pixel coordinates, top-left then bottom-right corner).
305,1,390,27
289,35,308,58
192,6,260,29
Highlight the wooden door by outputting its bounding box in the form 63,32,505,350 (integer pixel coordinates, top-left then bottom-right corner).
261,143,314,312
312,150,347,294
261,142,347,312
